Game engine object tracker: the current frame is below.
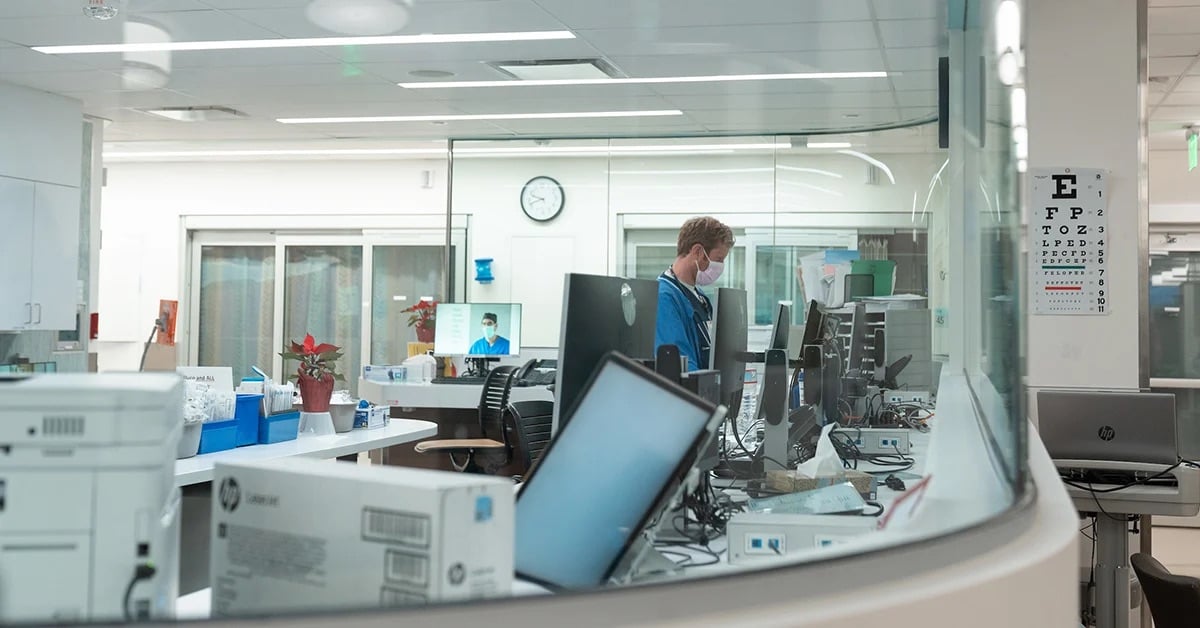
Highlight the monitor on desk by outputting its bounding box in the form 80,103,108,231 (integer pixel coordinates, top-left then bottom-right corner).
769,302,791,351
433,303,523,358
711,287,748,421
553,273,657,434
515,352,725,590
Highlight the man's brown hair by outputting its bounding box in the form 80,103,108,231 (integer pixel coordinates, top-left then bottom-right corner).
676,216,735,257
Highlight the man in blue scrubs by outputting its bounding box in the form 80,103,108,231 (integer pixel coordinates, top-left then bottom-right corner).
656,216,734,371
468,312,511,355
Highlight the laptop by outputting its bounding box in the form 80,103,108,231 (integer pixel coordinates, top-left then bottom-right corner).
1037,390,1178,467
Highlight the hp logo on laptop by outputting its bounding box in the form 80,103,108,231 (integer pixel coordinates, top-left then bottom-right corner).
1098,426,1116,442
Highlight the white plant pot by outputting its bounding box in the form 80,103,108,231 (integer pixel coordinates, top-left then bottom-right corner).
329,403,357,433
177,421,202,459
299,411,336,436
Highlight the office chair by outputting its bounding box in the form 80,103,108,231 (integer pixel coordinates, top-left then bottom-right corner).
507,400,554,479
1131,553,1200,628
414,365,518,473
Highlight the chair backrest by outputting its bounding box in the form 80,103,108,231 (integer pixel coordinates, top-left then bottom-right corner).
1132,552,1200,628
507,400,554,473
478,365,519,446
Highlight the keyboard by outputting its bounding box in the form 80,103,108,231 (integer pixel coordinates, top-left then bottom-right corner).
432,377,487,385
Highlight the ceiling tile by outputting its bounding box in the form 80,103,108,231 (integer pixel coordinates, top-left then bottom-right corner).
0,0,208,18
895,89,937,107
225,1,566,38
649,76,893,97
664,90,902,111
871,0,941,20
576,22,882,57
1150,7,1200,34
66,88,204,110
890,70,936,91
877,19,940,49
0,10,282,47
1,69,127,92
488,116,704,136
1149,105,1200,122
607,49,888,77
356,60,513,83
1152,55,1197,77
1161,90,1200,105
884,46,940,71
435,95,677,114
686,107,899,127
1171,75,1200,91
0,44,98,73
324,37,601,64
1149,34,1200,57
163,63,395,89
532,0,871,29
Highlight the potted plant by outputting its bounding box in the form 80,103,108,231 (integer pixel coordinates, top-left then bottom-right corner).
280,333,345,413
401,298,438,343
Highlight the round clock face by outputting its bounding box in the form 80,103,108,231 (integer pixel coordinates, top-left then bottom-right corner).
520,176,565,222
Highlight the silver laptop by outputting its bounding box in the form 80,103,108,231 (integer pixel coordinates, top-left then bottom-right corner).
1038,390,1178,466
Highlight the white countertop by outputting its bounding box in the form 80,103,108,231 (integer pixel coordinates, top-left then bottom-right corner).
174,419,437,487
359,378,554,410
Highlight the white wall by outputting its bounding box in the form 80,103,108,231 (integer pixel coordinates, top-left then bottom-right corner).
1151,150,1200,224
97,159,447,370
100,150,945,367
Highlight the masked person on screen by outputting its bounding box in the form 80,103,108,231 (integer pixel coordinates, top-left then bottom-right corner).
656,216,734,372
469,312,511,355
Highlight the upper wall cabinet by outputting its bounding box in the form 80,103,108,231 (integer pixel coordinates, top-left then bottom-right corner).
0,81,83,187
0,177,80,331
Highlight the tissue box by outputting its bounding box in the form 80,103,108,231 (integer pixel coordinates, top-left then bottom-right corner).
354,405,390,429
764,469,877,500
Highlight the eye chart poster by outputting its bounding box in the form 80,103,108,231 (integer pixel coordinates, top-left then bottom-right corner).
1029,168,1109,316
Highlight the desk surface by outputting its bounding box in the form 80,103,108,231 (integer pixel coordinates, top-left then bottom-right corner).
359,378,553,410
174,419,437,487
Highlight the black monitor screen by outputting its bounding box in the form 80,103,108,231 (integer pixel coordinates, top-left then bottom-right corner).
711,288,748,420
769,303,791,351
553,274,658,434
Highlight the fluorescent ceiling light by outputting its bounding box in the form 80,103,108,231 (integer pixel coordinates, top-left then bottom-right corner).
456,142,790,155
399,71,887,89
806,141,852,149
33,30,574,54
104,148,447,159
277,109,683,124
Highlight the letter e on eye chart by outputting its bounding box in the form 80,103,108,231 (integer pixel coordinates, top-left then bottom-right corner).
1029,168,1109,316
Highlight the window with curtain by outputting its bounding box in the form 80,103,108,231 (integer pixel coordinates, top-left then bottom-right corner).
284,246,363,395
197,246,275,379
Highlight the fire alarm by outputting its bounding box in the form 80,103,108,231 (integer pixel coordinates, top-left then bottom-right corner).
83,0,120,20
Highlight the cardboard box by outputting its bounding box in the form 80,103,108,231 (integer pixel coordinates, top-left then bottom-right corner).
764,468,877,500
210,459,513,616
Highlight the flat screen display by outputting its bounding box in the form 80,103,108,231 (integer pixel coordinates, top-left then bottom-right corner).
433,303,522,357
515,353,716,589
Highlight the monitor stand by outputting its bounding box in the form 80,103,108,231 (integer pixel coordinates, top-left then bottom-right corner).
465,357,499,377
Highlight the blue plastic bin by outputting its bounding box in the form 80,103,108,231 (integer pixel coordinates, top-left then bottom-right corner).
234,393,264,447
198,419,238,454
258,410,300,445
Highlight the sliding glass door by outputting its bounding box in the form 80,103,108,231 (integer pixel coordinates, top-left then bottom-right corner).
196,245,275,378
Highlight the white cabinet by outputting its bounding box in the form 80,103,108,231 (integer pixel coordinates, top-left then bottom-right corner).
0,178,35,330
0,176,80,331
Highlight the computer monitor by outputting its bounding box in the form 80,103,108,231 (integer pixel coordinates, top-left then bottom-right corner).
553,274,658,434
769,302,791,351
847,301,868,374
515,352,726,590
432,303,523,357
710,288,748,421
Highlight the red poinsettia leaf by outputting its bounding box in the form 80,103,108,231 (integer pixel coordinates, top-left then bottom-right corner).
313,343,339,354
289,341,304,354
303,334,316,353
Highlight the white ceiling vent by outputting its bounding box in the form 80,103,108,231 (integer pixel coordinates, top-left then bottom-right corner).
488,58,622,82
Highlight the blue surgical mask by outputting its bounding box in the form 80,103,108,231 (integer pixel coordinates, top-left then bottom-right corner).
483,326,496,339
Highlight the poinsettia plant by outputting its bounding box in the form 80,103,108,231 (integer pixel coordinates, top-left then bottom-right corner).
401,298,437,334
279,333,346,383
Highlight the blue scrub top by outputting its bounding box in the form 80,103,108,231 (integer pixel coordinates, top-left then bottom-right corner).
469,336,511,355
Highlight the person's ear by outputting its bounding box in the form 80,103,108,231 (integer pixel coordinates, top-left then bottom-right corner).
690,243,705,259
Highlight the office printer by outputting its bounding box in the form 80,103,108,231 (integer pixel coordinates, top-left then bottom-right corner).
0,374,183,623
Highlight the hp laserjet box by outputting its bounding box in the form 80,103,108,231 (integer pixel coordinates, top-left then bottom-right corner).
210,458,512,616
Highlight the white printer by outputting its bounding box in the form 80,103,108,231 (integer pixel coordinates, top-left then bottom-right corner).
0,373,182,623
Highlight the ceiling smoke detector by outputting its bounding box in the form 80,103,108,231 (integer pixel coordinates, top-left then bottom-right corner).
83,0,120,20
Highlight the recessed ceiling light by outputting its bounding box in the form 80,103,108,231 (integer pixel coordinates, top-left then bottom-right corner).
409,69,456,78
32,30,575,54
139,106,246,122
455,142,790,155
276,110,684,124
398,71,886,89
